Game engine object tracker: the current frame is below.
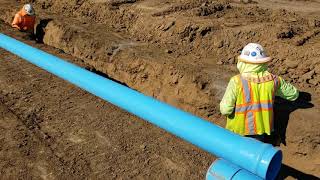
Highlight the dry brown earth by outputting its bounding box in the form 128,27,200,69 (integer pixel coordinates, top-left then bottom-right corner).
0,0,319,179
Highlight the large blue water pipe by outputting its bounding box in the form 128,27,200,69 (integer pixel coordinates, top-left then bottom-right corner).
0,33,282,179
207,159,263,180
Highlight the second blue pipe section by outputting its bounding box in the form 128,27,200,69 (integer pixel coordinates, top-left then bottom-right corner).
0,33,281,179
207,159,263,180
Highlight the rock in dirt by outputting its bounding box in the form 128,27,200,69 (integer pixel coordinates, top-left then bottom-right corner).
214,40,224,48
284,59,299,69
277,28,295,39
194,3,227,16
216,60,223,65
299,70,315,83
297,63,312,75
310,19,320,28
159,21,175,31
278,67,288,75
308,75,319,86
165,49,173,54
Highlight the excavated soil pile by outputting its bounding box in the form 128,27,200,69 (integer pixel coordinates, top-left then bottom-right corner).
0,0,319,179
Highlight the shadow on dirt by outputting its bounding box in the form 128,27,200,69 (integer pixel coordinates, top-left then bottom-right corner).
87,67,129,87
278,164,320,180
35,18,53,43
273,91,314,146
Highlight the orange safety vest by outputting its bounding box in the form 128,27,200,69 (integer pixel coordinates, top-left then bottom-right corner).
226,74,280,136
12,9,36,32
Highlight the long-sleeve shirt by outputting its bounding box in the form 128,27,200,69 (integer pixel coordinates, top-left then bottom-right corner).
12,9,36,32
220,62,299,115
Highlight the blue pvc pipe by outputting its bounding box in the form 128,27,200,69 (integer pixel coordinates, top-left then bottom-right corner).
0,33,282,179
206,159,263,180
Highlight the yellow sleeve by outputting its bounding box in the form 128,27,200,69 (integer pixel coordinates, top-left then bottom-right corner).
275,76,299,101
220,76,238,115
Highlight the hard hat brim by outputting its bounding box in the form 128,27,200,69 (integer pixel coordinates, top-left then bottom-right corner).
26,11,35,16
238,55,272,64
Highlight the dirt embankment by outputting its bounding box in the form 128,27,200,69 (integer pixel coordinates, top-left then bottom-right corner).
0,0,320,179
32,0,320,90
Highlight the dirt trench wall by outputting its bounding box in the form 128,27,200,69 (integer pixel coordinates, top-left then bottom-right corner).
41,20,222,121
0,1,224,122
29,0,320,93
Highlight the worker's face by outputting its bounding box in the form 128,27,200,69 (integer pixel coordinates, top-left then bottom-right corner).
22,8,33,16
21,9,27,16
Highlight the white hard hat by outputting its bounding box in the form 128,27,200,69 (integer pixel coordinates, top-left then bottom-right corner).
24,4,35,16
238,43,271,64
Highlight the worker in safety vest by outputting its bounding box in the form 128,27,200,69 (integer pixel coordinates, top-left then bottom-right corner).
220,43,299,143
12,4,36,33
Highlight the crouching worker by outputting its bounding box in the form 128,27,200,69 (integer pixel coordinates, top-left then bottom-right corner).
220,43,299,144
12,4,36,34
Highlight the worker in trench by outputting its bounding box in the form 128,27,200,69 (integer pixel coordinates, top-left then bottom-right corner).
219,43,299,145
12,4,36,38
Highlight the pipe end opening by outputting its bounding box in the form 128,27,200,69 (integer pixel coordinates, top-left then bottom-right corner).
265,150,282,180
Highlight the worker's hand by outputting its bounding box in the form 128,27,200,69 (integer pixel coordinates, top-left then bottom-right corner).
12,25,21,31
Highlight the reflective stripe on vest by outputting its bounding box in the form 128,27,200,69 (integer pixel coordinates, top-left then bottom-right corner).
270,76,279,131
237,75,279,135
241,77,255,134
235,102,273,113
